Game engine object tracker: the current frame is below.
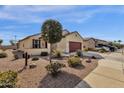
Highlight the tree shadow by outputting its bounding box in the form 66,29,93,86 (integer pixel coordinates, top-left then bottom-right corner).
38,71,90,88
75,80,91,88
70,64,85,70
17,66,27,73
40,56,49,61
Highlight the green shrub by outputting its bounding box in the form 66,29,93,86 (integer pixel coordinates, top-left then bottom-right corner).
68,56,81,67
98,48,108,53
1,48,7,51
41,52,48,56
52,50,61,58
76,50,82,57
14,55,18,59
0,71,17,88
88,48,96,51
84,48,96,52
45,62,66,76
32,57,39,61
91,56,96,59
0,53,7,58
84,48,89,52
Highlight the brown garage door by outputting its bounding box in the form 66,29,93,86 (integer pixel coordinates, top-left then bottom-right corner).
69,41,82,52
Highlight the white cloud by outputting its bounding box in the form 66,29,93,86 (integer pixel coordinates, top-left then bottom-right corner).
24,5,77,12
59,6,124,23
0,30,28,45
0,12,16,20
1,5,124,24
0,6,79,24
0,25,29,30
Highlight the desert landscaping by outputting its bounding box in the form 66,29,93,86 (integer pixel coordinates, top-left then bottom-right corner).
0,49,98,88
1,48,124,88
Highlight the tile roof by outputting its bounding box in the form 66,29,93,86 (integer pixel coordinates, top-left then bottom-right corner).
18,30,81,42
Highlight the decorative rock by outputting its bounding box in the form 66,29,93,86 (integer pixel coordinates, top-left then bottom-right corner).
86,58,92,63
29,63,37,69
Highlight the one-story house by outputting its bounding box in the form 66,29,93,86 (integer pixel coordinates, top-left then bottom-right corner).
18,30,84,55
94,38,110,47
83,38,96,49
83,37,110,47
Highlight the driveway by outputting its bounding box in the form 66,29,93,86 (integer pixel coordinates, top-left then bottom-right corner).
84,52,124,88
62,51,103,59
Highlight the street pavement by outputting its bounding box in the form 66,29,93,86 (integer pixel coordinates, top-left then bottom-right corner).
84,52,124,88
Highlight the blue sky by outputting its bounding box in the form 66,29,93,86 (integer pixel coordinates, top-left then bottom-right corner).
0,5,124,45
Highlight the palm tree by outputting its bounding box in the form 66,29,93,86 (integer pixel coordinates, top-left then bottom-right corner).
118,40,122,44
114,40,117,43
41,19,63,63
10,40,16,45
0,39,3,46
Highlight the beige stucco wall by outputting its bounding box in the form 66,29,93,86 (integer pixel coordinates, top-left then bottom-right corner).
19,34,42,49
23,48,48,55
18,32,84,54
18,34,50,55
56,32,84,53
83,39,95,49
55,37,67,53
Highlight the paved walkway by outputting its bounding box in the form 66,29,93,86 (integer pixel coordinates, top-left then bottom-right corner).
75,81,91,88
83,53,124,88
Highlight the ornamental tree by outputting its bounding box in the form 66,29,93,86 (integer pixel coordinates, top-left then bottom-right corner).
9,40,16,46
0,39,3,46
41,19,63,63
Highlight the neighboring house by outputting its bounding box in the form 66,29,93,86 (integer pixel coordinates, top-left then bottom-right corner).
83,37,110,50
94,39,109,47
0,45,17,50
0,45,2,49
83,38,96,49
18,30,84,55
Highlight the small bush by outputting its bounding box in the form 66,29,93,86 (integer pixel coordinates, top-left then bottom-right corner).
45,62,66,76
88,48,96,51
98,48,108,53
0,71,17,88
41,52,48,56
52,50,61,58
29,63,37,69
0,53,7,58
14,55,18,59
32,57,39,61
84,48,89,52
84,48,96,52
68,56,81,67
1,48,6,51
76,50,82,57
91,56,96,59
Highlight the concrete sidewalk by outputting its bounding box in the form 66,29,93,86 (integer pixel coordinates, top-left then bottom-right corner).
83,53,124,88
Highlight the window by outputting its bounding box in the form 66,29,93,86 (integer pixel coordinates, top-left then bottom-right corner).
45,42,47,48
32,39,41,48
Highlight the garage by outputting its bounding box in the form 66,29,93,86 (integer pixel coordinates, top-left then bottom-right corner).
69,41,82,52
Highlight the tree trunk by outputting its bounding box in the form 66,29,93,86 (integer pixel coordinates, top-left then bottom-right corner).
25,52,28,67
49,43,52,63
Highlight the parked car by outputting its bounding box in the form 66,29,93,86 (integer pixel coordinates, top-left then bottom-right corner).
96,44,117,52
96,46,110,52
